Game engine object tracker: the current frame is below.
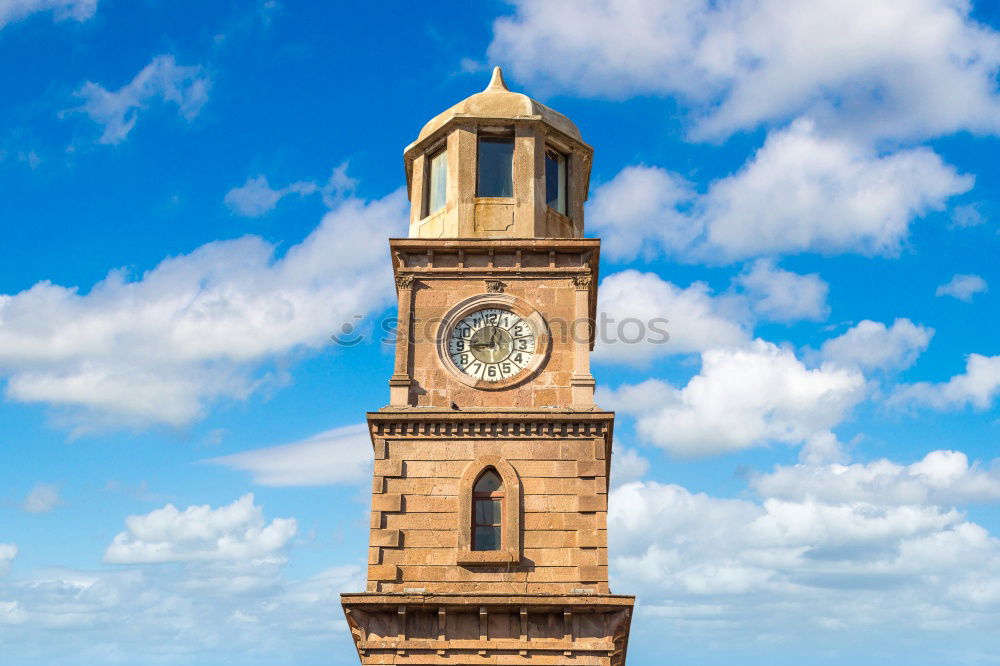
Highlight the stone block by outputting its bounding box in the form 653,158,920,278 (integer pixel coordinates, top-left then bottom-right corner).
402,530,457,548
368,564,399,582
523,512,595,530
524,495,577,513
523,548,575,566
510,460,577,478
523,530,577,548
385,512,456,531
371,493,402,513
594,439,606,460
374,459,403,477
576,494,606,512
385,477,458,496
576,529,605,548
404,495,457,513
577,565,607,582
383,547,455,566
370,529,402,548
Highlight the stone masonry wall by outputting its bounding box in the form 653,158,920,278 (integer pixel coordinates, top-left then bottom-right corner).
408,275,580,409
367,432,610,594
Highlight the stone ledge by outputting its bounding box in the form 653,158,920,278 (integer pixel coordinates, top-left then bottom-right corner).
342,592,634,607
359,638,613,652
455,549,518,566
368,410,615,442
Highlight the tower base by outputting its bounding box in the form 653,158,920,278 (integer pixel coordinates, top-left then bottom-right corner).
342,592,633,665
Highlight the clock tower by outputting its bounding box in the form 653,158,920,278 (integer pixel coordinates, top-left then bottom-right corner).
341,67,634,665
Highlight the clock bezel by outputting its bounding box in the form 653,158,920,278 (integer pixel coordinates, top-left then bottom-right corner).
437,293,550,390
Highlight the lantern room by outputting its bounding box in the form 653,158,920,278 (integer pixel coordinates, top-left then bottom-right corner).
403,67,593,239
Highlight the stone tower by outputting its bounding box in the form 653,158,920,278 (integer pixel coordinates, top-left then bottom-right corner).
341,67,634,665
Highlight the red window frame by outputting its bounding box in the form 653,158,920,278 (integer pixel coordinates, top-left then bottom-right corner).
471,469,504,551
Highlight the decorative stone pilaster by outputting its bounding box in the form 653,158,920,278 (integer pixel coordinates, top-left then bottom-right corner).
571,272,595,407
389,274,415,406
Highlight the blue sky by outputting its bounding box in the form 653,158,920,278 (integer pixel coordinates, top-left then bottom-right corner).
1,1,1000,664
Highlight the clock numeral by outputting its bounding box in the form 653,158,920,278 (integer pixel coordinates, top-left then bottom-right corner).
450,309,537,381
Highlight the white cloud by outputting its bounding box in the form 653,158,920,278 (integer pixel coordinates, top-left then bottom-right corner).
594,270,748,365
609,462,1000,655
587,166,696,260
950,203,987,228
0,561,363,660
589,123,971,262
490,0,1000,141
68,55,210,144
0,544,16,576
820,318,934,372
610,447,649,487
893,353,1000,411
593,264,831,367
699,121,970,260
224,164,359,217
0,496,360,662
104,494,296,564
753,450,1000,506
205,424,372,486
936,273,988,302
0,189,406,429
797,430,848,466
224,175,316,217
599,340,865,457
0,0,96,30
735,258,829,322
21,483,62,513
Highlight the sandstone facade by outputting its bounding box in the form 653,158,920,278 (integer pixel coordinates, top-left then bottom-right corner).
341,68,633,666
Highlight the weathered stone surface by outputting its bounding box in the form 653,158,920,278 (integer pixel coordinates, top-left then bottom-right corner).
344,68,631,665
404,67,592,240
342,593,632,666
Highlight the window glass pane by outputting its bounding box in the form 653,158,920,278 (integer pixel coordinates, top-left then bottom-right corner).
428,149,447,214
474,526,501,551
545,149,566,214
477,137,513,197
475,499,501,525
474,470,502,494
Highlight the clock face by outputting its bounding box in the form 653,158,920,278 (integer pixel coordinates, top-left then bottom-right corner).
447,308,536,382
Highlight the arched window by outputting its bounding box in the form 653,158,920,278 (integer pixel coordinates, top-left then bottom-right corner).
472,469,504,551
457,456,521,564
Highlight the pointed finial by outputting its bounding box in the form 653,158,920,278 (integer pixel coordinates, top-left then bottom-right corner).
485,66,509,92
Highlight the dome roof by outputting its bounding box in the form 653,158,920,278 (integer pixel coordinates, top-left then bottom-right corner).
415,67,582,143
